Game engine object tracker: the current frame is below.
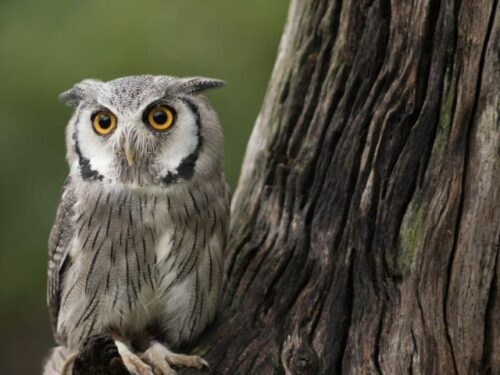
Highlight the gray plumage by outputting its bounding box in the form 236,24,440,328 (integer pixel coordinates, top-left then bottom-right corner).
45,75,229,374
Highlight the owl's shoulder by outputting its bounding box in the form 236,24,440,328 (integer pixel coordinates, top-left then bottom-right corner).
49,177,77,253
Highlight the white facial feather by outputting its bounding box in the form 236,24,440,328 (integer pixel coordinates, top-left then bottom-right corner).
156,101,199,177
73,108,115,179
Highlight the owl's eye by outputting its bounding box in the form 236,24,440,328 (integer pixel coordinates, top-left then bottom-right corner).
92,111,117,136
146,105,175,132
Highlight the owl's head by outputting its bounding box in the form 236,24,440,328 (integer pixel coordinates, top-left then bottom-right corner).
60,75,225,188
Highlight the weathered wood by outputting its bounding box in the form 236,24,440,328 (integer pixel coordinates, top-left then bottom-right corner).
79,0,499,373
185,0,499,374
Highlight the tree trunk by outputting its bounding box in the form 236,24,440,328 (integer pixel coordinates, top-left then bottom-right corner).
76,0,499,374
186,0,499,374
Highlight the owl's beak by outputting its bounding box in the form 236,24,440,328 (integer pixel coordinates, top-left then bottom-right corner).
124,140,134,167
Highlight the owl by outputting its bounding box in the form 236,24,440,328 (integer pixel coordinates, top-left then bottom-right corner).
43,75,230,375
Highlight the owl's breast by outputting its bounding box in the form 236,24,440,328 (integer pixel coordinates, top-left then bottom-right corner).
59,182,226,348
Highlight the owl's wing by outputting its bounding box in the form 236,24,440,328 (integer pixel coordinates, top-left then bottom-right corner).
47,177,77,339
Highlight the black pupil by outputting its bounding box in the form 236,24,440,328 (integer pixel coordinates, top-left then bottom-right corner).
153,110,168,125
98,114,111,129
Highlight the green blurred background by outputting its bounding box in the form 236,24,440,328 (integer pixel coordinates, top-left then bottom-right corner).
0,1,288,373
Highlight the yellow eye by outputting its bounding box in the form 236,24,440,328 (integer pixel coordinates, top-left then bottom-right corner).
92,111,117,136
147,105,175,131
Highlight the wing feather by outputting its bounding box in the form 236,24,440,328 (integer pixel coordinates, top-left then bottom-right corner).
47,177,76,341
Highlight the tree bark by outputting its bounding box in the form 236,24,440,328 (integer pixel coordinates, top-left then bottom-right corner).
77,0,499,374
186,0,499,374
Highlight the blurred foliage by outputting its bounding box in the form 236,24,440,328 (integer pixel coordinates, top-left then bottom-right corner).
0,0,288,372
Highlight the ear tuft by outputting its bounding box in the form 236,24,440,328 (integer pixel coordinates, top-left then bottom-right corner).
178,77,226,95
58,79,102,107
58,87,84,107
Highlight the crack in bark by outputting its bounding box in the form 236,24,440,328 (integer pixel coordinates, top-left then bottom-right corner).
443,1,499,373
481,245,499,373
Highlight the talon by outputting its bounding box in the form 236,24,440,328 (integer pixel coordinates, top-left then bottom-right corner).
200,358,210,369
61,353,77,375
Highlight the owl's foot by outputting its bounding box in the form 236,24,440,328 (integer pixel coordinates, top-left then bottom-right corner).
115,340,154,375
141,341,209,375
73,335,129,375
